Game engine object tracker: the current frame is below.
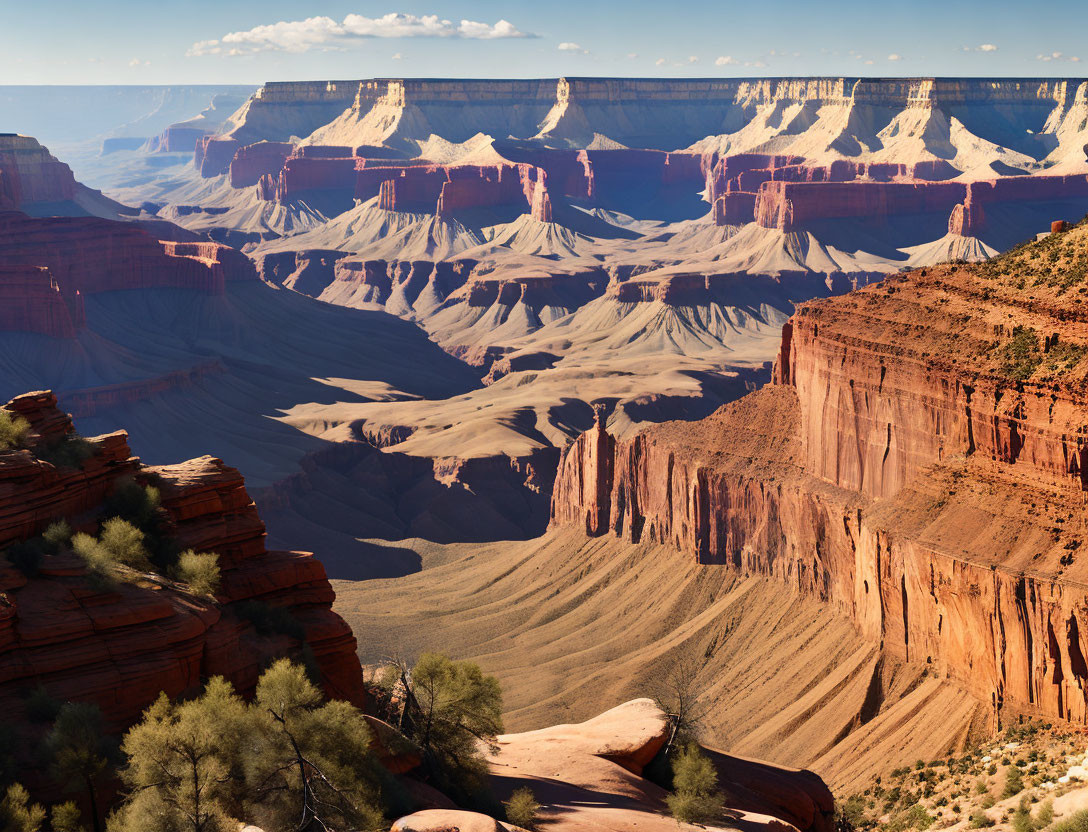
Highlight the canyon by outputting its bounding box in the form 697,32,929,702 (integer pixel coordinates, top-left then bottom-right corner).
5,74,1088,826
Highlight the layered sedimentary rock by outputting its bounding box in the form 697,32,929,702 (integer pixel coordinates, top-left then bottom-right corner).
0,266,85,338
552,221,1088,726
0,211,255,297
0,391,366,735
228,140,295,187
0,135,77,207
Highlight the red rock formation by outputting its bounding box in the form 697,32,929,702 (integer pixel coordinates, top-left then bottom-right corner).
60,360,225,418
229,141,295,188
0,391,366,737
194,136,241,178
949,185,987,236
0,266,85,337
551,223,1088,726
0,135,77,207
0,212,254,296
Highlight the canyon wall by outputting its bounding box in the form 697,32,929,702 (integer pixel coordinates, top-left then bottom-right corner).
551,226,1088,726
0,211,255,300
0,391,366,736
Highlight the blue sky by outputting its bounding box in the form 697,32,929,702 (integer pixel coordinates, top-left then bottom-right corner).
2,0,1086,84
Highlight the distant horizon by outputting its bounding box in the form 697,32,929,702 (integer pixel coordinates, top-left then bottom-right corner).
5,0,1087,85
5,73,1088,87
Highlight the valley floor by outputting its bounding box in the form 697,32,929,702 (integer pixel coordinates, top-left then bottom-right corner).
332,528,993,794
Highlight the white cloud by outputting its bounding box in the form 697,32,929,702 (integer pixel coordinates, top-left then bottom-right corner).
888,53,902,61
391,52,403,60
558,42,588,54
626,52,639,59
979,43,998,52
128,58,151,67
714,55,738,66
687,55,699,64
187,12,535,56
655,57,666,66
865,59,875,65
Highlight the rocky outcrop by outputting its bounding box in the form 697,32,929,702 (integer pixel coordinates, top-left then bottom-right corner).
0,135,77,207
193,136,241,178
228,141,295,187
0,211,254,296
551,222,1088,726
0,391,366,736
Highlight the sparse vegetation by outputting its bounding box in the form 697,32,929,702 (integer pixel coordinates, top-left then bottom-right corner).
0,411,30,451
378,653,504,810
174,550,221,596
504,787,541,830
665,743,724,826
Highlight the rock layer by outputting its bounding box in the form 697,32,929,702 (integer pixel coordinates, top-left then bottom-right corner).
551,222,1088,726
0,391,366,736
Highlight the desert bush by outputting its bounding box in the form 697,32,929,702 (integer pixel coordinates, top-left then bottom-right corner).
1004,765,1025,798
1036,800,1055,830
970,810,996,828
39,436,96,470
174,550,220,596
0,411,30,451
42,520,72,551
1052,810,1088,832
665,744,723,825
504,787,540,830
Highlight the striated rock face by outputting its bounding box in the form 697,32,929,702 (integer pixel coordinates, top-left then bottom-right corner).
229,141,295,187
0,211,255,297
754,173,1088,232
194,136,241,178
0,266,85,338
0,391,366,735
551,222,1088,726
0,135,77,207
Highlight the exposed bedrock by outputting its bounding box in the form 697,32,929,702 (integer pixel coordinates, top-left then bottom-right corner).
0,211,255,300
0,266,85,338
0,135,77,207
552,227,1088,725
0,391,366,738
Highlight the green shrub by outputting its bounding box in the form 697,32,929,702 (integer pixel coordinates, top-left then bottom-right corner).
970,810,996,829
42,520,72,551
98,519,151,570
504,787,540,830
175,550,221,596
1014,796,1033,832
665,744,723,825
1052,809,1088,832
102,481,161,531
39,436,96,470
0,411,31,451
1036,800,1055,830
1003,765,1024,798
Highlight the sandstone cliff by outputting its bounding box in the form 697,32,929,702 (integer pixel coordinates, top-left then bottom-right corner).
0,391,366,741
552,220,1088,726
